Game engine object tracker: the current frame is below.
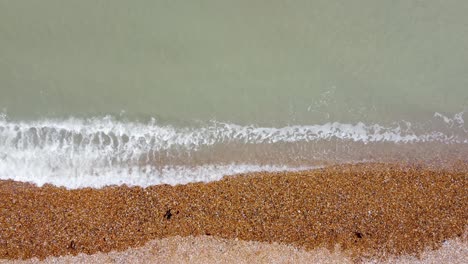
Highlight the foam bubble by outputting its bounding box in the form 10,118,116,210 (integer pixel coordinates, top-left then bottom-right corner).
0,114,466,188
0,163,312,189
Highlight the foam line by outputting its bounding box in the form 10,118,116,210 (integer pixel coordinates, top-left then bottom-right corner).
0,113,466,188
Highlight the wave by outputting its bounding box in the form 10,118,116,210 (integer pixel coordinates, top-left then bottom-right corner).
0,112,466,189
1,112,465,149
0,163,313,189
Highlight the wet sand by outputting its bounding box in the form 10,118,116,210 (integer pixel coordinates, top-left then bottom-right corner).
0,163,467,262
3,234,467,264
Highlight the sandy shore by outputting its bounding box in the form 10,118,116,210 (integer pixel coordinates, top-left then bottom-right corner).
1,162,467,262
3,234,467,264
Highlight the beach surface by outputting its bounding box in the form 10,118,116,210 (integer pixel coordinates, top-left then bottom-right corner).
3,234,467,264
1,163,467,263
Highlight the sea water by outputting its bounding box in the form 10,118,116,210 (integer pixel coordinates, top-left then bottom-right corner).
0,0,467,188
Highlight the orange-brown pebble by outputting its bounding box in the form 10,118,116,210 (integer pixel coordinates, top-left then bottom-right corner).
0,162,466,261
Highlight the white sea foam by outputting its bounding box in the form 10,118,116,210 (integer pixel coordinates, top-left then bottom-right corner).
0,113,466,189
0,162,311,189
434,111,466,131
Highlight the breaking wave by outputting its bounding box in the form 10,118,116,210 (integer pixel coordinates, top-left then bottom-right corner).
0,112,466,188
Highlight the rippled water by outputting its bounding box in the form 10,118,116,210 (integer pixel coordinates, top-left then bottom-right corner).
0,1,467,188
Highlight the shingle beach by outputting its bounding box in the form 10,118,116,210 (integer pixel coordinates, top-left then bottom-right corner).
1,162,466,263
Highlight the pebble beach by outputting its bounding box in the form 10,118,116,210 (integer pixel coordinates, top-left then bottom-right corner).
1,162,466,263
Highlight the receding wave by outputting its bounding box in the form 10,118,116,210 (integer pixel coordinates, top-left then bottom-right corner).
0,112,466,189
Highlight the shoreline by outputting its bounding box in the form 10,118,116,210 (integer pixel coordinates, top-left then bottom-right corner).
1,162,467,262
4,234,467,264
